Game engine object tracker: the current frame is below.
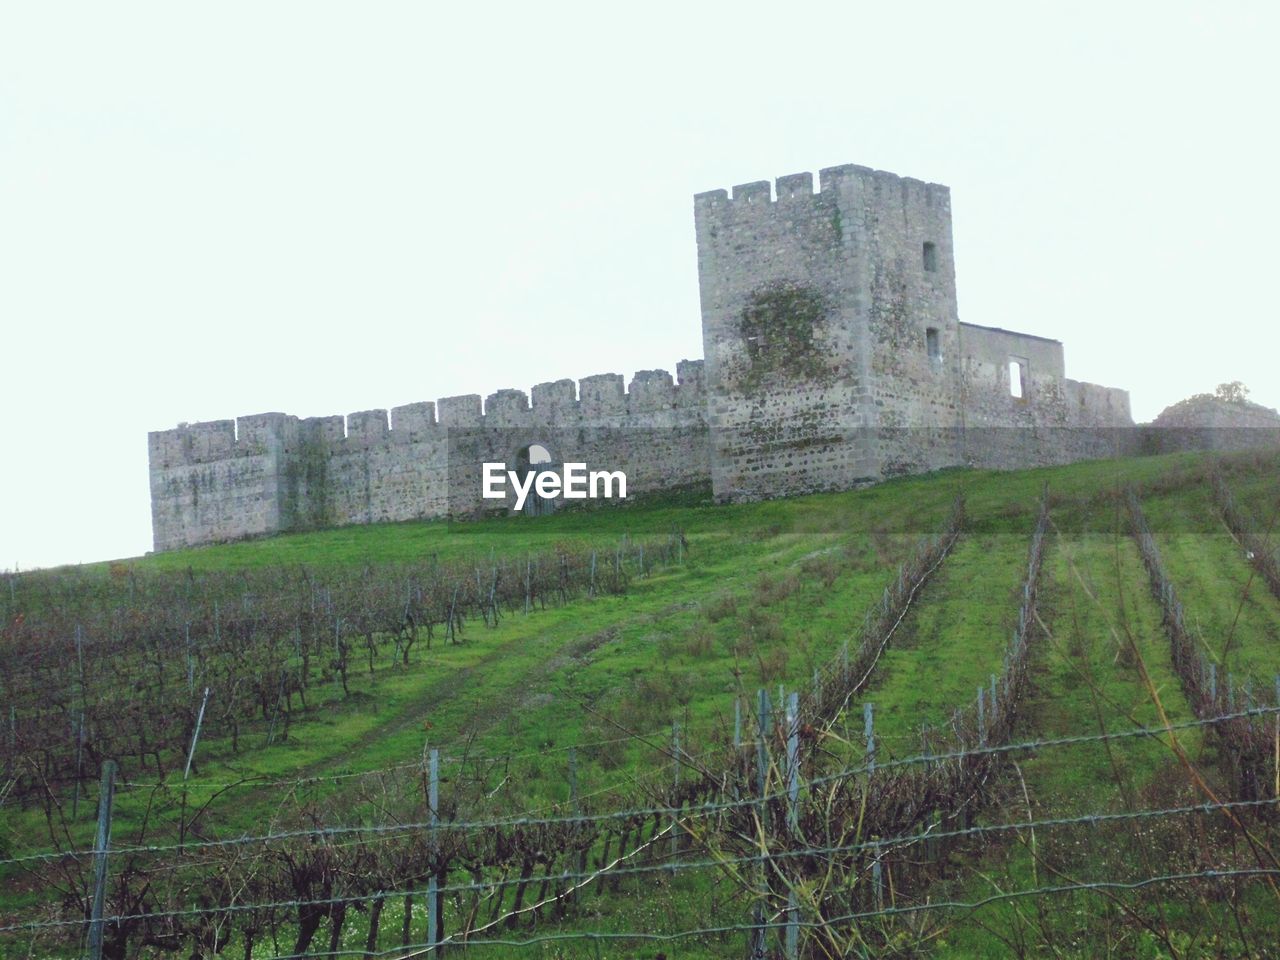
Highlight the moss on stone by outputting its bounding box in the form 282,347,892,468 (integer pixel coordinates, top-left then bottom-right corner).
735,280,835,394
282,436,333,530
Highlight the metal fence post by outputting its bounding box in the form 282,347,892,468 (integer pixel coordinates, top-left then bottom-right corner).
72,711,84,821
750,689,771,960
977,685,986,744
864,702,875,773
785,691,800,958
786,693,799,832
568,746,578,815
184,687,211,781
872,841,884,912
427,749,439,954
5,703,13,784
87,760,117,960
670,722,681,873
568,746,586,908
785,887,799,960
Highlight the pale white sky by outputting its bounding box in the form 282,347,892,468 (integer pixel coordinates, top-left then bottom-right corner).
2,1,1277,570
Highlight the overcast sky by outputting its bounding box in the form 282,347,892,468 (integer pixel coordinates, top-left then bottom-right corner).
2,1,1276,570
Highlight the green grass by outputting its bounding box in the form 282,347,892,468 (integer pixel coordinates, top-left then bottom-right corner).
859,530,1032,750
4,451,1280,958
938,526,1268,958
1138,483,1280,684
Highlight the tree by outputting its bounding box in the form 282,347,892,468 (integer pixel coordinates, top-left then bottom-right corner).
1214,381,1251,404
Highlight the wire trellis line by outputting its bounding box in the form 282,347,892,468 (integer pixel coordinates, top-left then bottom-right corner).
1,796,1276,935
3,705,1275,870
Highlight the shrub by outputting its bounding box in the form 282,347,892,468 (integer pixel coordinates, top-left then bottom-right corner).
743,604,784,645
757,646,789,683
800,553,842,589
756,571,799,606
686,623,716,659
704,593,738,623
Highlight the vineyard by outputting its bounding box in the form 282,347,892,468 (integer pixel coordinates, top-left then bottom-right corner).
2,450,1280,958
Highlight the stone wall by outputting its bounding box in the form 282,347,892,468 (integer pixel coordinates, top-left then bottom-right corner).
956,322,1135,468
148,363,709,550
148,416,289,552
1143,396,1280,454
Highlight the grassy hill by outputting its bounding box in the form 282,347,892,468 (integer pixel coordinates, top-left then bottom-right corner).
2,451,1279,958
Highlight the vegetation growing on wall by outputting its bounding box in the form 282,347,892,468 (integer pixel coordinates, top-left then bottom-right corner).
282,435,333,530
734,280,835,393
1163,380,1257,413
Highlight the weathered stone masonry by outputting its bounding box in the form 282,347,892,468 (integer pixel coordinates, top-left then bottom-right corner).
148,162,1278,551
149,363,710,551
693,164,1133,501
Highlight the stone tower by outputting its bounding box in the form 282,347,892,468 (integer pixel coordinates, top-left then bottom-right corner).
694,164,962,501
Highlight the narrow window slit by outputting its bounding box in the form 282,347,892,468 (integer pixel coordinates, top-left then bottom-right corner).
922,242,938,273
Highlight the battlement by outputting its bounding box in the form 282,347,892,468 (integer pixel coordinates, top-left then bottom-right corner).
149,360,709,468
345,409,390,445
694,164,950,215
301,415,344,445
389,402,436,442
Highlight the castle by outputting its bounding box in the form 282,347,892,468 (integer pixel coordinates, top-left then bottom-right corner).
147,162,1264,552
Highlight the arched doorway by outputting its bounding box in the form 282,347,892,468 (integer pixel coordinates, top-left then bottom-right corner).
515,443,556,516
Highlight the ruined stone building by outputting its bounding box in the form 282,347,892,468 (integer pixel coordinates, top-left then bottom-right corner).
147,162,1275,551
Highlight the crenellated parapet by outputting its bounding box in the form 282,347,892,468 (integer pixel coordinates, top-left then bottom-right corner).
302,415,345,445
531,379,576,417
578,373,625,417
389,403,435,441
344,410,390,445
151,362,710,471
434,395,479,427
148,419,237,467
151,361,710,471
148,359,712,549
694,164,950,224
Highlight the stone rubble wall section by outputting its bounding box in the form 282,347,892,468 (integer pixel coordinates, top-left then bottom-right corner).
148,363,709,551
